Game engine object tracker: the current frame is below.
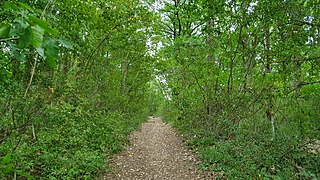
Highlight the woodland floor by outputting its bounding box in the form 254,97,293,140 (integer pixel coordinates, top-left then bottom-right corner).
102,117,210,180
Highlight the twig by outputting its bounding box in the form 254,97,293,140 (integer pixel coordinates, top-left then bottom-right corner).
41,0,53,18
24,55,38,97
23,0,53,98
0,37,20,42
284,81,320,95
0,16,8,23
0,61,11,71
84,24,119,71
292,20,320,28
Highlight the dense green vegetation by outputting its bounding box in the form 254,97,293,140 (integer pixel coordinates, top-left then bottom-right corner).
155,0,320,179
1,0,319,179
0,0,156,179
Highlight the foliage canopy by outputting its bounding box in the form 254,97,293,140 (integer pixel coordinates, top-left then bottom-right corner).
0,0,319,179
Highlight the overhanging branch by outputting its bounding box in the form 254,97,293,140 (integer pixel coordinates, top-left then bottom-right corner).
0,37,20,42
285,81,320,95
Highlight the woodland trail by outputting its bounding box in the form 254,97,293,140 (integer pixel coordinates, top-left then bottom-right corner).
102,117,209,180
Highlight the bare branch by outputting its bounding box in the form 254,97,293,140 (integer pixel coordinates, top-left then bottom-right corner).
161,21,174,33
190,23,205,35
161,29,174,35
0,37,20,42
24,55,38,97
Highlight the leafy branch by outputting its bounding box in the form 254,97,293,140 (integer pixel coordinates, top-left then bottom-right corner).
284,81,320,95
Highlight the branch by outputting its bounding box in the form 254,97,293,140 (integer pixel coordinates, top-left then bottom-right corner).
274,56,320,63
24,55,38,97
292,20,320,28
23,0,53,98
161,29,174,36
41,0,54,18
0,37,20,42
284,81,320,95
304,56,320,62
190,23,204,35
84,24,119,71
0,61,11,71
180,0,188,6
161,21,174,33
301,81,320,86
0,16,8,23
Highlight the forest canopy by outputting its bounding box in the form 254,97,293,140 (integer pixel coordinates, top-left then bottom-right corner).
1,0,319,179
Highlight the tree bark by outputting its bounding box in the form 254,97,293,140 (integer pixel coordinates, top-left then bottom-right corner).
264,22,275,141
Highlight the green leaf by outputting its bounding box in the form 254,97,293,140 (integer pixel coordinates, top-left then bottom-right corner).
44,39,58,68
18,27,32,48
36,47,45,59
58,39,74,49
5,164,13,172
16,18,30,29
31,25,44,48
1,163,13,174
0,154,34,179
1,154,11,165
14,170,35,180
17,2,34,11
28,15,59,36
13,50,26,62
0,24,11,38
4,2,19,11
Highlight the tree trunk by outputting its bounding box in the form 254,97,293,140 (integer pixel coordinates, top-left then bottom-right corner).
121,53,130,95
264,23,275,141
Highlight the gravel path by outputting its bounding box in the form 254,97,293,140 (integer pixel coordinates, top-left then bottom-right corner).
102,117,209,180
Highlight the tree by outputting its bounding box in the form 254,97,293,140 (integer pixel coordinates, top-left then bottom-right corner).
156,0,320,178
1,0,157,178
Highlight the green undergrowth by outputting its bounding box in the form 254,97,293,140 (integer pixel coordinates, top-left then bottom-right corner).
0,102,148,179
161,110,319,179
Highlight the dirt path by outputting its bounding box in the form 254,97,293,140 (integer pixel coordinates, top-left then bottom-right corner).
102,117,209,180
